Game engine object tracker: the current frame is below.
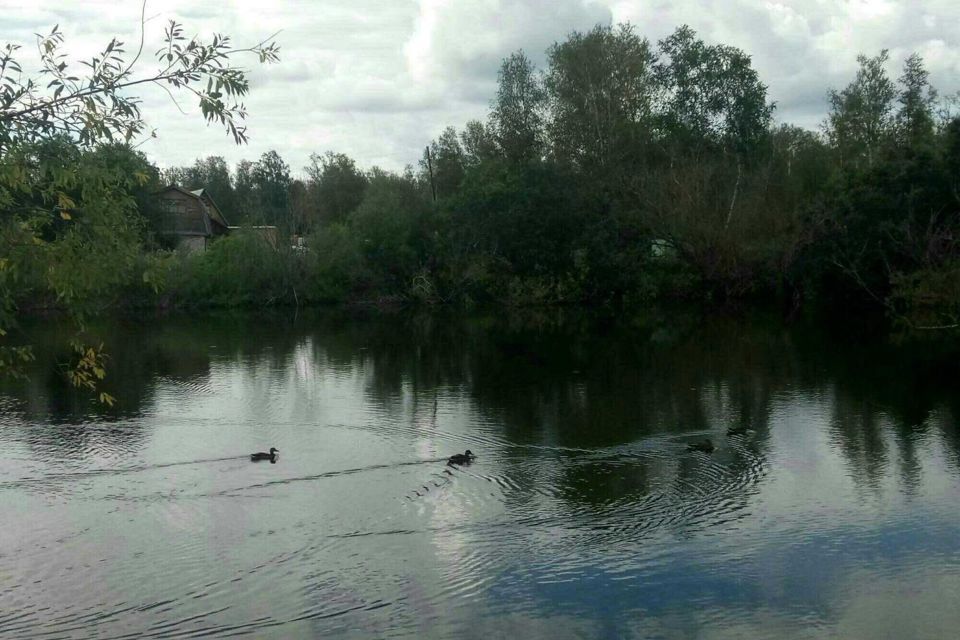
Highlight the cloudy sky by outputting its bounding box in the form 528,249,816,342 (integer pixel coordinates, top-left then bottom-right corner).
3,1,959,175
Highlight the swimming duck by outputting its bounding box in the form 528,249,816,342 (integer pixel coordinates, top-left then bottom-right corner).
447,450,475,466
250,447,279,462
687,439,715,454
726,426,750,437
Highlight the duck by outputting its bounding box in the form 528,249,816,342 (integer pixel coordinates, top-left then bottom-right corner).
250,447,280,462
687,439,715,454
447,450,475,466
726,426,750,437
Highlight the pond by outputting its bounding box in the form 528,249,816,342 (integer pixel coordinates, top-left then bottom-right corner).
1,308,959,638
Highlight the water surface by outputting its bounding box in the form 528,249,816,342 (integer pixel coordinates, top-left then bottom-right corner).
1,308,959,638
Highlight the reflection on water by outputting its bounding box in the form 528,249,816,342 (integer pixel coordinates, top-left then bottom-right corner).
1,308,959,638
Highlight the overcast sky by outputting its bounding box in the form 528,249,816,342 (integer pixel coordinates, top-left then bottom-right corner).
3,1,959,175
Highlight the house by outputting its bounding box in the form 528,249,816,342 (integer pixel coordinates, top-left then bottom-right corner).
154,185,230,251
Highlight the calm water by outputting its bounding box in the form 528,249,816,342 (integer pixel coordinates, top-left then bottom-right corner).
1,308,959,639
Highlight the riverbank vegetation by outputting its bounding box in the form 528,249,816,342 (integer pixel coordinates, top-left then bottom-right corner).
128,26,960,330
5,21,960,360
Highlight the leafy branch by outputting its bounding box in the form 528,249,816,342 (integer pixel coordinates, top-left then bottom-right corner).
0,15,279,152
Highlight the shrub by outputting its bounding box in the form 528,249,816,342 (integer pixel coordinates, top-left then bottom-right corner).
168,231,294,307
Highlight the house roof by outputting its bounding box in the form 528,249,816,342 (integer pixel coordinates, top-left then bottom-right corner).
155,184,230,234
187,188,229,228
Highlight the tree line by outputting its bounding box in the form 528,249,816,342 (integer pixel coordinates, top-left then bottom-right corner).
138,24,960,329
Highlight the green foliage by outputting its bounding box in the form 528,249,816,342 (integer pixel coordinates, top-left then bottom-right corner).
348,169,433,293
251,150,292,227
896,54,937,148
0,138,147,386
546,23,657,178
64,341,115,406
826,51,896,169
169,231,295,306
5,16,960,343
1,139,144,309
889,263,960,325
812,139,958,304
450,159,584,278
306,223,368,302
0,15,278,388
460,120,499,168
421,127,466,201
146,26,960,324
233,159,257,222
492,51,546,164
656,25,774,155
306,151,368,227
0,21,278,151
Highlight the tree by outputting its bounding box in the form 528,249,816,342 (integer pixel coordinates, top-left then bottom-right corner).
896,53,937,149
460,119,499,168
288,178,311,235
250,150,291,227
1,138,153,398
492,51,545,164
306,151,368,227
826,51,896,169
348,169,431,292
0,15,278,387
233,159,257,223
545,24,657,175
451,160,584,280
946,118,960,198
768,124,833,197
93,142,167,245
421,127,465,200
655,25,774,156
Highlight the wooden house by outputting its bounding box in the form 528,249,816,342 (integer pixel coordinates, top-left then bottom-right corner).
154,185,230,251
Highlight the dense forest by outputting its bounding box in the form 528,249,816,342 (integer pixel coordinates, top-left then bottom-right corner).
4,22,960,360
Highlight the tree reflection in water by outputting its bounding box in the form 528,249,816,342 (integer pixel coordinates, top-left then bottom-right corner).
3,306,960,638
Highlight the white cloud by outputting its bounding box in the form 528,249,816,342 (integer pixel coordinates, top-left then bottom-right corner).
613,0,960,129
2,0,959,172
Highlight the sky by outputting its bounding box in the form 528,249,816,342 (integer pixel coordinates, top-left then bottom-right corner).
2,0,960,175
